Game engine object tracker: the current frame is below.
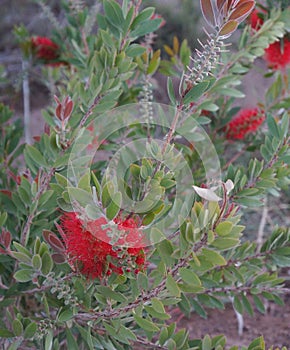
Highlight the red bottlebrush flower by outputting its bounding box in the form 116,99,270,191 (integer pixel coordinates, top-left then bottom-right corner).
60,212,146,279
31,36,63,66
248,9,264,30
264,38,290,70
225,108,265,140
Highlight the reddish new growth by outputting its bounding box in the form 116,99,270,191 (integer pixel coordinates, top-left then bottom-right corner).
31,36,63,66
151,13,166,28
264,38,290,70
60,212,146,279
225,108,265,140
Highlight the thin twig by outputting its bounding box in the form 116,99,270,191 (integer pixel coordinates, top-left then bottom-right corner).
20,273,76,295
204,285,290,295
79,96,101,127
256,195,268,252
21,167,55,245
22,59,31,144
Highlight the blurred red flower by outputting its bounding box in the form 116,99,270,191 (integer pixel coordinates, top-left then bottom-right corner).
31,36,63,66
60,212,146,279
264,38,290,70
249,8,264,30
225,108,265,140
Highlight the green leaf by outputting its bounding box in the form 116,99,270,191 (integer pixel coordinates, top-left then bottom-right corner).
66,328,79,350
58,308,74,322
41,252,53,276
75,325,94,350
14,269,33,282
55,172,70,187
67,187,93,207
0,211,8,227
202,334,212,350
0,328,14,338
97,286,127,303
266,114,280,139
235,197,263,207
131,7,155,28
201,248,227,266
180,39,190,67
32,254,42,270
25,145,48,168
183,81,209,104
198,101,219,112
45,329,53,350
211,237,239,250
117,324,137,342
13,242,31,257
167,77,176,105
160,178,176,190
38,190,54,208
144,306,170,320
151,298,166,314
137,272,149,291
215,221,233,236
133,314,160,332
253,295,265,314
147,52,160,75
157,240,175,265
125,44,146,57
11,251,31,264
159,327,169,346
248,336,265,350
166,274,180,297
106,191,122,220
131,18,162,38
179,268,201,286
12,319,23,337
101,181,114,208
242,294,254,316
78,170,91,192
142,212,155,225
233,295,243,314
23,322,37,339
103,0,124,28
219,87,245,98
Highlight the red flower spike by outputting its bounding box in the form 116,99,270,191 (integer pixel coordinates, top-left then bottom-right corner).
31,36,62,66
60,212,146,279
264,38,290,71
225,108,265,140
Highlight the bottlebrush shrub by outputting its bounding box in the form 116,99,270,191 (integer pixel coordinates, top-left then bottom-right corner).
0,1,290,350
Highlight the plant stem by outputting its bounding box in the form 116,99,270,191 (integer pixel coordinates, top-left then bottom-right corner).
21,167,55,245
22,59,31,144
256,195,268,251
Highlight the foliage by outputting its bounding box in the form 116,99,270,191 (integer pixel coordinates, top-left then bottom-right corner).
0,0,289,349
